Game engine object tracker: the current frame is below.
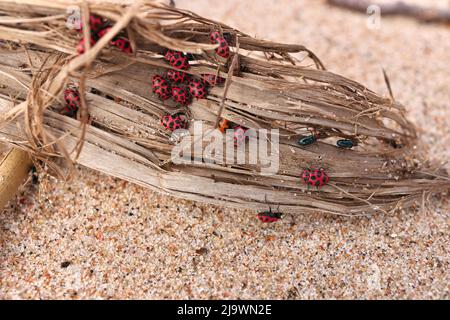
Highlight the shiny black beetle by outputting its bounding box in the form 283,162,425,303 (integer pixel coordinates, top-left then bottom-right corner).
336,139,355,149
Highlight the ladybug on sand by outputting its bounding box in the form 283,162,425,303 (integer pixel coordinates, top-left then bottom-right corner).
302,168,330,188
166,70,189,84
152,75,172,101
257,210,283,223
161,112,188,131
171,86,191,106
257,199,283,223
169,52,190,70
63,87,81,117
188,79,208,99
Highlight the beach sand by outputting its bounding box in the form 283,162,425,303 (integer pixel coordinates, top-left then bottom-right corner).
0,0,449,299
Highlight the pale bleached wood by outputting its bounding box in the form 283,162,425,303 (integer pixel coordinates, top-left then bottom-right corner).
0,0,448,216
0,96,447,216
0,148,33,210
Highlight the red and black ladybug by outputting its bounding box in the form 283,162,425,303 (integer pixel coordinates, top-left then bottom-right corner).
97,27,110,39
164,49,177,61
97,27,119,44
77,14,105,33
188,79,208,99
63,87,81,117
76,35,96,54
166,70,189,84
256,196,284,223
112,37,132,54
210,31,221,42
161,112,188,131
302,167,330,188
171,86,191,106
89,14,105,33
169,52,190,70
257,210,283,223
215,37,230,58
257,202,283,223
201,74,225,86
233,126,248,146
210,32,230,59
152,75,172,101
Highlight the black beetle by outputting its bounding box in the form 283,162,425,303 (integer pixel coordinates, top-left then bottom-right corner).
336,139,355,149
298,135,317,146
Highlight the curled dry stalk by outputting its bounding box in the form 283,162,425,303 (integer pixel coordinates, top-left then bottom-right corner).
327,0,450,24
0,0,448,216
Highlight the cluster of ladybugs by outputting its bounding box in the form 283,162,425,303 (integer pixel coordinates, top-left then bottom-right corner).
210,32,250,146
152,52,219,132
75,14,132,54
153,31,236,138
209,31,230,59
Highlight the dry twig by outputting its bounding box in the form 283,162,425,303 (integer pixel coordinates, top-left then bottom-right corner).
327,0,450,24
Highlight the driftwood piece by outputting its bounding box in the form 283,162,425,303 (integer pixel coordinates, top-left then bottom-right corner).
0,0,448,216
0,49,447,216
0,148,33,209
327,0,450,24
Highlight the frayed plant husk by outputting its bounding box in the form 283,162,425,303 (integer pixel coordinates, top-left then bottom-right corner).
0,0,448,216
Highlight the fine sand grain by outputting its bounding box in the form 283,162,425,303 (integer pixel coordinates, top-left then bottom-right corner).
0,0,449,299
